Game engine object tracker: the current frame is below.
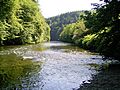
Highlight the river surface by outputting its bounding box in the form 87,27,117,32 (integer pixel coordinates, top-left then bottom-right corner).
0,41,117,90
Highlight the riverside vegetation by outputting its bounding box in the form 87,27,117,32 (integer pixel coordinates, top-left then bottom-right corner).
47,0,120,60
0,0,50,45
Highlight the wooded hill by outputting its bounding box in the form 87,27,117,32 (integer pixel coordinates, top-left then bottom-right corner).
0,0,50,45
46,11,85,41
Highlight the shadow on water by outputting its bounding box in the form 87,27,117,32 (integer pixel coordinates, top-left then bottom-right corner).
0,43,48,52
44,41,92,54
0,45,21,51
78,63,120,90
0,53,42,90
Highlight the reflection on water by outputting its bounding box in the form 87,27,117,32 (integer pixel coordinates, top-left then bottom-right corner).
0,53,41,90
0,41,116,90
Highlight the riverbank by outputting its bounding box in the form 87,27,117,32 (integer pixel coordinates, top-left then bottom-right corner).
78,64,120,90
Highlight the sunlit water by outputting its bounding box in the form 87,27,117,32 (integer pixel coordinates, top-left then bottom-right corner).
0,41,110,90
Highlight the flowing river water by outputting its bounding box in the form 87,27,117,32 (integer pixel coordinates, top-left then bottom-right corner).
0,41,120,90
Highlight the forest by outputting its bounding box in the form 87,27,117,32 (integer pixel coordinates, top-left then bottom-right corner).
0,0,50,45
46,11,83,41
49,0,120,60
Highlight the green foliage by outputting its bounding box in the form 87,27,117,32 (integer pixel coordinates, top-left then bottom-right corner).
60,20,87,43
0,0,50,45
82,0,120,59
47,11,85,41
59,0,120,60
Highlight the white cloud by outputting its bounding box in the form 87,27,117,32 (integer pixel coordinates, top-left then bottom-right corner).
38,0,103,18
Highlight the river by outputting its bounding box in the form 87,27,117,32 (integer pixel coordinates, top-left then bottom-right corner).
0,41,119,90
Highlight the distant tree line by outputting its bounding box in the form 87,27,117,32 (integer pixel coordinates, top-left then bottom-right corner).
46,11,85,41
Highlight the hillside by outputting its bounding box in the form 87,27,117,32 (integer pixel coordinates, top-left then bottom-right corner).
46,11,86,41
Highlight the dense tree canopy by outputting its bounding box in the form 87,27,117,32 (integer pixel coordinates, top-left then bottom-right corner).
0,0,50,45
60,20,87,43
59,0,120,60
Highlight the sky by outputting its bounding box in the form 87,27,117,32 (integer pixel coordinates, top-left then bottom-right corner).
38,0,103,18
